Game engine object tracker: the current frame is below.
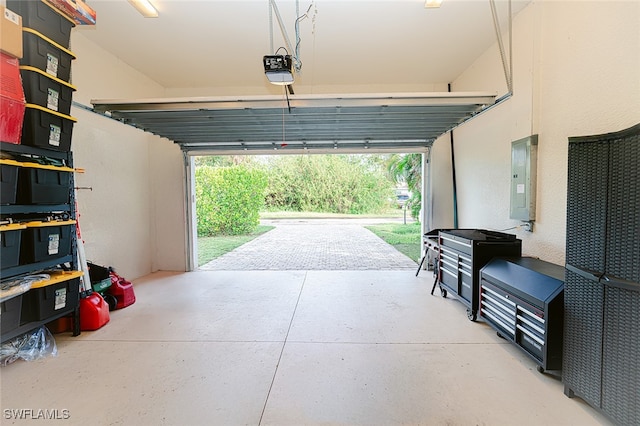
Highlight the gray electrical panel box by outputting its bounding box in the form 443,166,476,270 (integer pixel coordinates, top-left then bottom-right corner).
510,135,538,221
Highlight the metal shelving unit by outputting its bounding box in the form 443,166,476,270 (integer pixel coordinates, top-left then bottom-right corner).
1,141,80,343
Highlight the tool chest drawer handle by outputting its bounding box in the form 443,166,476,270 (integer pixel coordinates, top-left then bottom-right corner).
440,235,472,247
439,246,459,257
516,324,545,346
517,314,545,335
482,309,514,336
482,292,516,313
440,253,457,263
483,302,516,326
482,285,516,307
442,268,457,279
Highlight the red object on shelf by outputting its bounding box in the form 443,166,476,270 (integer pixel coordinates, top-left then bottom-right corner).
46,0,96,25
79,292,110,331
0,52,25,144
107,271,136,310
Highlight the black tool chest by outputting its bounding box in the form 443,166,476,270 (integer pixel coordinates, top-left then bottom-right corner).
437,229,521,321
479,257,565,373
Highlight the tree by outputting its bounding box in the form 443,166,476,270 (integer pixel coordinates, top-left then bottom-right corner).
263,155,394,214
387,153,422,220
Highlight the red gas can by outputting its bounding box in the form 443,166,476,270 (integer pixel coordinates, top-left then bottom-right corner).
107,271,135,310
79,292,110,331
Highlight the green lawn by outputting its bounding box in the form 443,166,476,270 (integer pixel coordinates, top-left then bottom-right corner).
365,222,422,263
197,225,275,266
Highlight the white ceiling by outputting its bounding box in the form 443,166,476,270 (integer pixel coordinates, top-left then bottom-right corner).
80,0,529,154
77,0,529,94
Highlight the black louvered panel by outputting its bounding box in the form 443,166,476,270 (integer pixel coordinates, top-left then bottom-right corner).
562,269,604,408
566,140,608,271
606,133,640,283
602,287,640,425
564,123,640,423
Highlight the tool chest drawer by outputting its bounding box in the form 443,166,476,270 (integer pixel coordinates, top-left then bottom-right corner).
480,282,517,339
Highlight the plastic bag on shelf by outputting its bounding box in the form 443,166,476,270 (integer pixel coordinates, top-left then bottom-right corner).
0,274,50,303
0,326,58,367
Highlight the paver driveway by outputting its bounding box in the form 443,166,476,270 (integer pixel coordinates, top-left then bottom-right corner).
199,219,418,270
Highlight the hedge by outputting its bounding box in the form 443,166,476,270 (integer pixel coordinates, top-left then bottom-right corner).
196,165,267,236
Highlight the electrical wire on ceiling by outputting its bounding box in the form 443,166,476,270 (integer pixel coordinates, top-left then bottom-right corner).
268,0,315,74
294,2,315,73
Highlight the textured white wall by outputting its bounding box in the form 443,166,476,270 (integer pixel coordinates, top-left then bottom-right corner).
431,1,640,265
70,33,187,279
149,140,187,272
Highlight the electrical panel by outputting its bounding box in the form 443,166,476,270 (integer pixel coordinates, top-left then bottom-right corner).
510,135,538,221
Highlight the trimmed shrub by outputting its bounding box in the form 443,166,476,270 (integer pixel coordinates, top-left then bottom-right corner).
196,165,267,236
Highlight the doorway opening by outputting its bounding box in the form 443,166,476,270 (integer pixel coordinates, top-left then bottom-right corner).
186,152,430,271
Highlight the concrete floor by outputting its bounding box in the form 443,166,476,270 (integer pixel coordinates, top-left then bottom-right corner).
1,269,611,425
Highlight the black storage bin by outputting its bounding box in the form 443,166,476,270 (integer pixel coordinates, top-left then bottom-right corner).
21,28,75,83
1,224,25,269
20,221,74,264
87,262,112,293
21,275,80,322
21,104,75,152
0,162,19,204
6,0,75,49
20,67,75,115
1,294,23,335
17,166,71,204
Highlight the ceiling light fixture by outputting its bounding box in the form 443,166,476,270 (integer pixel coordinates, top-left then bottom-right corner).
128,0,158,18
263,55,294,85
425,0,443,8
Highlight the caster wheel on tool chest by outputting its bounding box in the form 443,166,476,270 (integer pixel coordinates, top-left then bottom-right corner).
440,287,448,298
466,309,477,322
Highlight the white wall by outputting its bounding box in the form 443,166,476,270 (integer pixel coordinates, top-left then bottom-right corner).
431,1,640,265
70,33,186,280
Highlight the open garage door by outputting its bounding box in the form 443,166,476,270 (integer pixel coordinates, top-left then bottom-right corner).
91,92,496,155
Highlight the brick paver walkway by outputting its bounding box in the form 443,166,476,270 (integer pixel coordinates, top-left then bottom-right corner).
199,220,418,270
